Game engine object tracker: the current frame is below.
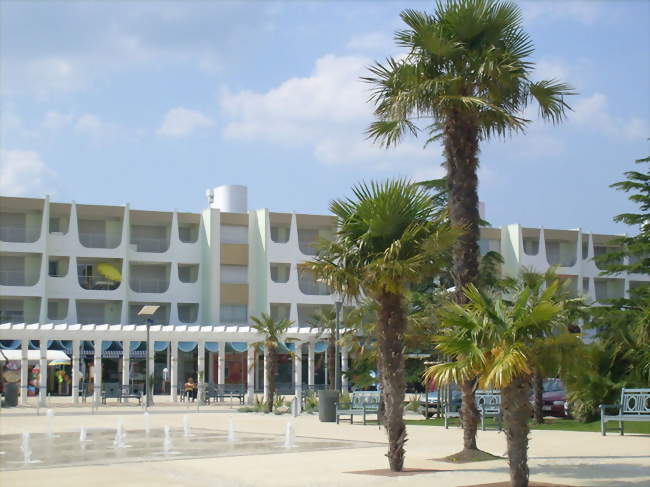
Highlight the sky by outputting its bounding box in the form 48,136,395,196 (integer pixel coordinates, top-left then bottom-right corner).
1,0,648,235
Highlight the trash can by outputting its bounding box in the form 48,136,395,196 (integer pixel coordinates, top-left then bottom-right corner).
318,389,338,422
3,381,19,407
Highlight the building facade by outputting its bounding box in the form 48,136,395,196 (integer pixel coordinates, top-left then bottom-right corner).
1,185,648,406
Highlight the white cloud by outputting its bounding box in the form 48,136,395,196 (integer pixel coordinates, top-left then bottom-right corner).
522,1,602,25
42,111,75,130
0,150,56,196
156,107,215,138
220,54,437,171
73,113,110,137
572,93,650,140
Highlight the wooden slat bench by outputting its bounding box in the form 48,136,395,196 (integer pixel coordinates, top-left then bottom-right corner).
336,391,380,425
600,388,650,436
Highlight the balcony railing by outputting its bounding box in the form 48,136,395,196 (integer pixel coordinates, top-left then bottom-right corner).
298,278,331,296
79,231,121,249
0,224,41,243
0,311,25,323
130,236,169,253
130,277,169,293
78,275,120,291
0,270,40,286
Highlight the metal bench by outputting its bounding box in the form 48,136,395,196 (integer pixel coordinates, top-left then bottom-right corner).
206,384,246,404
600,388,650,436
336,391,380,425
445,389,502,431
101,382,122,404
120,385,143,404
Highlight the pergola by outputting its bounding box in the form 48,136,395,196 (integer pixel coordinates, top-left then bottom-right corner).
0,322,350,406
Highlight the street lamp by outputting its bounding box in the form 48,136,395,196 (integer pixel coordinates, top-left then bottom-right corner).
138,305,159,409
334,300,343,392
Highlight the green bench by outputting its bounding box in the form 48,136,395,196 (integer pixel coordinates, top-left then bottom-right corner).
445,389,502,431
336,391,381,425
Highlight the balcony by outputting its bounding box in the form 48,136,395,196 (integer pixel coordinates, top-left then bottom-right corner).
49,202,71,235
544,230,578,267
594,278,625,302
0,296,41,323
270,263,290,283
77,258,122,291
77,204,124,249
0,198,44,243
270,213,292,244
296,214,335,256
522,228,541,256
178,303,199,323
0,252,42,286
270,303,291,322
129,302,170,325
178,264,199,283
220,304,247,323
130,211,172,253
130,263,170,293
48,256,69,278
297,304,331,327
178,212,200,243
76,299,122,325
297,266,330,296
47,299,69,321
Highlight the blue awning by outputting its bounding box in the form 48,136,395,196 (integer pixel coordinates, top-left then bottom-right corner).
205,342,219,353
314,342,328,353
227,342,248,353
154,341,169,352
0,340,20,350
178,341,197,352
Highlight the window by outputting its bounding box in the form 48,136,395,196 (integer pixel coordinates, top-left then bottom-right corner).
178,264,199,283
220,265,247,284
178,303,199,323
220,304,247,323
49,260,59,277
221,225,248,244
49,217,60,233
270,225,290,243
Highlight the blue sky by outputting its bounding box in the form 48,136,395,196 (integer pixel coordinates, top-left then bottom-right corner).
1,0,648,235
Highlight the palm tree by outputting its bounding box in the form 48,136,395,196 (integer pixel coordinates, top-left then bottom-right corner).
308,179,456,471
365,0,574,453
425,283,582,487
250,313,293,413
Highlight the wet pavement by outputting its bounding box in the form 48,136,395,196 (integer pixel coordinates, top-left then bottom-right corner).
0,426,381,471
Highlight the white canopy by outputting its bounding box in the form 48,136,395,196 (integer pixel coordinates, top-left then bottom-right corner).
0,349,70,362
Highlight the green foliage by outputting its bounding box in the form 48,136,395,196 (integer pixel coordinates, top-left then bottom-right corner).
273,394,286,411
406,394,421,412
365,0,574,149
303,391,319,413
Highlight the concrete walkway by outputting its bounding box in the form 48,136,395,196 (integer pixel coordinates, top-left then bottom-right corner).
1,404,648,487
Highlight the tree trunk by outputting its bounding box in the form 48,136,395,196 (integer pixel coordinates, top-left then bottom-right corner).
327,336,336,389
532,372,544,424
266,346,277,413
502,376,532,487
444,110,481,451
377,291,408,472
460,379,479,450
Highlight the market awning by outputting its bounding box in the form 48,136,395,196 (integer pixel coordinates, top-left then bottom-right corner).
0,350,70,362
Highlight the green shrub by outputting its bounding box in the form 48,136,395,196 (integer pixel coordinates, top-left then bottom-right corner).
304,391,319,413
406,394,421,412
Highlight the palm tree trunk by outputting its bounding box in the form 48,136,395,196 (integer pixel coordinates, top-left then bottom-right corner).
327,336,336,389
502,375,532,487
266,346,277,413
444,110,481,451
460,379,479,450
377,291,407,472
532,372,544,424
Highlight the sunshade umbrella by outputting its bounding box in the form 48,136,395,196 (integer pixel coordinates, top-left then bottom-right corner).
48,359,71,366
97,262,122,282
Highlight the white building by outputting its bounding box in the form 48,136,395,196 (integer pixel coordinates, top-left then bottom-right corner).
1,185,647,406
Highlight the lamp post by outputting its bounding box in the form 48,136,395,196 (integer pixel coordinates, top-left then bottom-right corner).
334,300,343,392
137,305,159,409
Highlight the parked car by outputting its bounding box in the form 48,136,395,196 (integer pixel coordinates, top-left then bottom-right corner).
534,379,569,418
418,388,462,418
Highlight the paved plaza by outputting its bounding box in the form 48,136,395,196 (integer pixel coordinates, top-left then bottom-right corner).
1,398,648,487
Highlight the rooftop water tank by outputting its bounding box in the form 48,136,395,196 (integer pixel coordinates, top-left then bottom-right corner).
207,185,248,213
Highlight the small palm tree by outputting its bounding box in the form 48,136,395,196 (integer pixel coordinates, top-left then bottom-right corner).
308,179,456,471
365,0,574,453
250,313,293,413
425,283,582,487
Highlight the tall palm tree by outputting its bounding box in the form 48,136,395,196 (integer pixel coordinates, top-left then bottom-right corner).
250,313,293,413
425,283,582,487
308,179,456,471
365,0,574,453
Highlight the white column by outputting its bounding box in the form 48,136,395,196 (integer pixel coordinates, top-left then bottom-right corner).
341,348,349,392
122,340,130,389
218,342,226,385
20,339,29,405
93,339,102,404
71,339,80,404
197,341,205,403
39,339,48,406
308,341,315,387
293,343,303,411
263,346,269,402
246,344,255,404
171,341,178,402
